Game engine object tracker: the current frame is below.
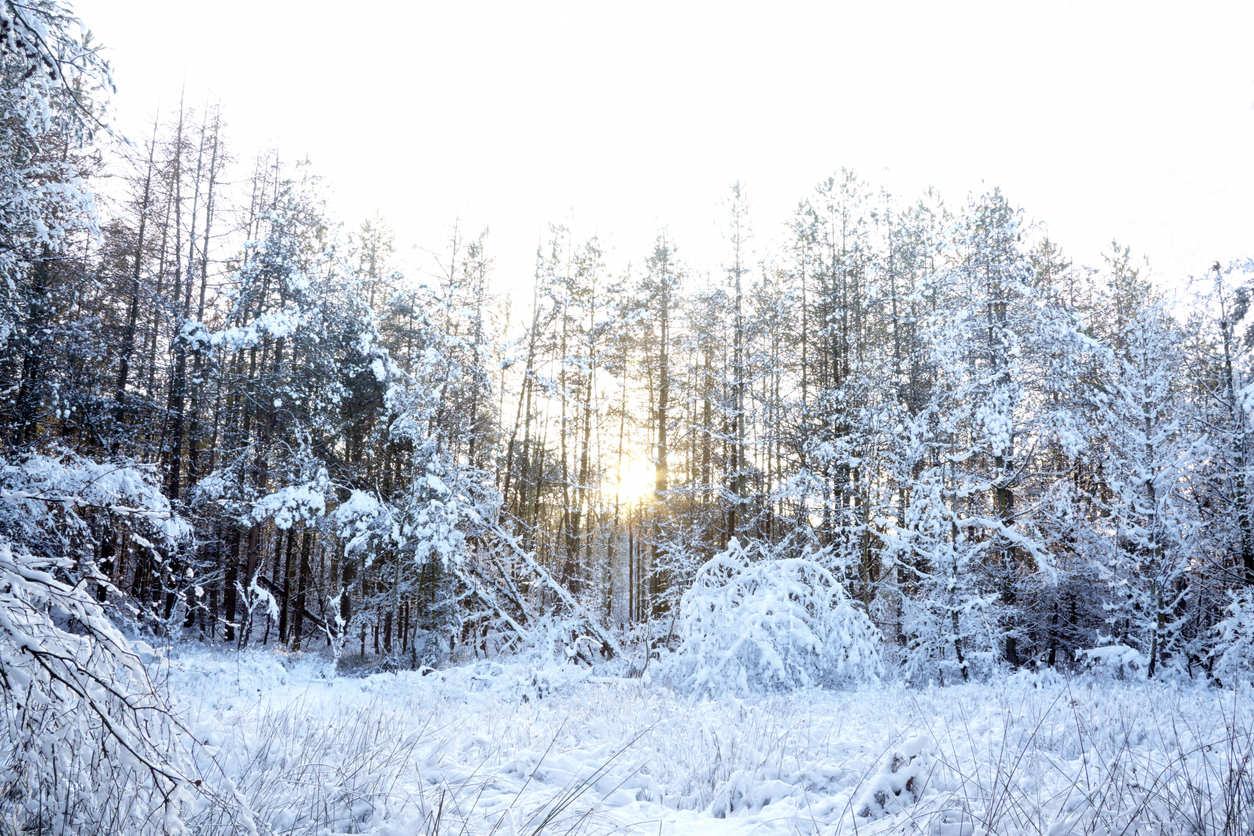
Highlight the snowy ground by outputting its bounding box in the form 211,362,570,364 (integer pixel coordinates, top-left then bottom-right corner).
154,648,1254,835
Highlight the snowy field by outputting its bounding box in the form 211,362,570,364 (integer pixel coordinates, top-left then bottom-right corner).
154,648,1254,835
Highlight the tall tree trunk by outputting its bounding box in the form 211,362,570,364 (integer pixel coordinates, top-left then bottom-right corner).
112,118,161,454
292,529,312,651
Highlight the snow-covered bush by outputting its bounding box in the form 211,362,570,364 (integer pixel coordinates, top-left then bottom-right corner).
854,734,935,820
0,453,242,832
1213,588,1254,685
1081,643,1149,680
669,540,883,694
0,541,197,832
899,573,1003,685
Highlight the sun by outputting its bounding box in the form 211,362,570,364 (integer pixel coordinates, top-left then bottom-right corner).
613,456,657,505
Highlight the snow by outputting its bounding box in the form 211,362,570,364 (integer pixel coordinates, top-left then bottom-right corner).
671,540,884,694
210,309,306,350
151,646,1254,835
250,483,328,529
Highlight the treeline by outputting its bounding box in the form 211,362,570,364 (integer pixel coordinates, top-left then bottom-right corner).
5,1,1254,683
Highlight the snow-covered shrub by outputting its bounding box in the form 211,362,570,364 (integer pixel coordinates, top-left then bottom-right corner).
899,579,1004,685
0,452,191,564
0,541,197,832
1213,588,1254,685
669,540,883,694
854,735,935,820
0,453,244,833
1082,643,1149,680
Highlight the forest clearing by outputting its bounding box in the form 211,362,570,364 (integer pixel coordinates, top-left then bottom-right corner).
3,2,1254,833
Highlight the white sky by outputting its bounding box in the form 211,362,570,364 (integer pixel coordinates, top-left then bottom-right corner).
74,0,1254,294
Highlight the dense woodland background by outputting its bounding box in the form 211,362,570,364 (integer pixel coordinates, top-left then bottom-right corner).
6,0,1254,691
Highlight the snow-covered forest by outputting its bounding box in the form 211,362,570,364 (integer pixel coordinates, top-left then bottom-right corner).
3,1,1254,834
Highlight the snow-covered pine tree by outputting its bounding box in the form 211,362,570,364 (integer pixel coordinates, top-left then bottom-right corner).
899,190,1086,674
1198,259,1254,680
0,6,249,828
1094,302,1206,677
197,164,388,645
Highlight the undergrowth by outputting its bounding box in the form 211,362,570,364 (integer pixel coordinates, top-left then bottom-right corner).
93,651,1254,834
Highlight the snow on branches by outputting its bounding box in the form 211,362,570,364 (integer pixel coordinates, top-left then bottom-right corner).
671,539,883,694
0,452,244,832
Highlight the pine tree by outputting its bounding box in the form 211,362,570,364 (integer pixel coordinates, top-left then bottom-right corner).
1096,303,1206,677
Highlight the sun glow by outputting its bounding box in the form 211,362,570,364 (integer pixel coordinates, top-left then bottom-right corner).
613,457,657,505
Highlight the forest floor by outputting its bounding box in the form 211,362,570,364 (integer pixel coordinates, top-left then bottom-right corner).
156,646,1254,835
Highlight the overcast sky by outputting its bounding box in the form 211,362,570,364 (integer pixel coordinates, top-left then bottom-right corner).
74,0,1254,294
